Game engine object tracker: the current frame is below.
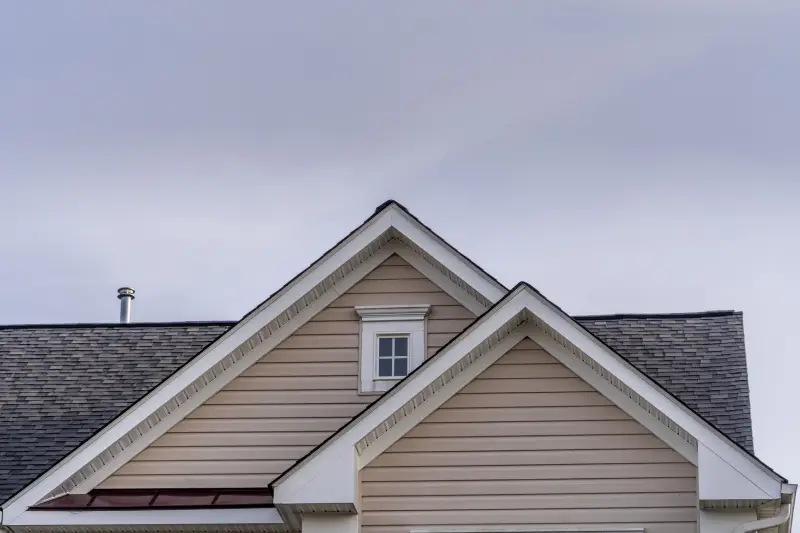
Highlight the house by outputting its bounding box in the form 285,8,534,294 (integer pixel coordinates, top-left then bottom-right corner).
0,200,794,533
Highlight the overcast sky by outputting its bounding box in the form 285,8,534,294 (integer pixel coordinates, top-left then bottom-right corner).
1,1,798,499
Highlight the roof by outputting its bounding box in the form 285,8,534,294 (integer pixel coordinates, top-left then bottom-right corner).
0,323,232,505
575,310,754,453
0,310,753,505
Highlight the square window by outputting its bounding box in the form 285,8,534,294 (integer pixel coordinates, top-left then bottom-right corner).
376,336,410,378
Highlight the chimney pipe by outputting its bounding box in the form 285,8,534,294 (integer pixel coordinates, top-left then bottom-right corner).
117,287,135,323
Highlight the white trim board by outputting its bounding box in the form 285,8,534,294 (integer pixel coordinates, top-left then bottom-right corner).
273,284,784,507
5,508,283,527
0,202,504,524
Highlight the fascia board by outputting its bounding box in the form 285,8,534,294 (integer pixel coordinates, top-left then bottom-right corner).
388,207,506,303
6,508,282,526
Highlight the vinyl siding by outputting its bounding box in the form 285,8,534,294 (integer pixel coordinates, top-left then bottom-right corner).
361,338,698,533
100,254,475,489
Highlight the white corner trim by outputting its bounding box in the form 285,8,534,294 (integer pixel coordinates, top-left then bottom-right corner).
5,508,283,526
358,329,527,467
528,327,698,465
355,305,430,321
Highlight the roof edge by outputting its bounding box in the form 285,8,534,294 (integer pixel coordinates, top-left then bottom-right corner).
0,309,741,330
574,310,741,320
0,321,237,330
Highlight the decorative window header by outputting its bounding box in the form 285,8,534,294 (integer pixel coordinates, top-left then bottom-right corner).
355,305,430,322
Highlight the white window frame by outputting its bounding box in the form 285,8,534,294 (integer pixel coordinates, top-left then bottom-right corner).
355,305,429,393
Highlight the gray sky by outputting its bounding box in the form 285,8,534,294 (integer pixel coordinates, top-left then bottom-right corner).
1,1,799,497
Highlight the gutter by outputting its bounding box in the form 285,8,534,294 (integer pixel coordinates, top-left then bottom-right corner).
732,504,791,532
733,484,796,533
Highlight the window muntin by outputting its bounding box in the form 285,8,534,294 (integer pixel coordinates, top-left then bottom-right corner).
376,335,409,378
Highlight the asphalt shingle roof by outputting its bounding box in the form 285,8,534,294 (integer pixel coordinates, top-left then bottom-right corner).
0,323,232,505
0,311,753,505
575,311,754,454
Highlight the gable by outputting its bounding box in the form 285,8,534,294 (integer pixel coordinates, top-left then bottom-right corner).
360,338,698,533
273,283,784,523
2,201,788,533
99,255,476,489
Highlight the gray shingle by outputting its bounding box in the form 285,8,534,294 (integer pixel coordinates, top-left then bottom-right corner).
0,311,754,505
0,323,231,504
575,311,754,454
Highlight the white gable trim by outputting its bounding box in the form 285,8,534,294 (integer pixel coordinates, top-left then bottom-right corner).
72,245,396,494
357,325,697,469
526,328,698,465
518,291,783,499
392,246,489,315
273,284,784,507
1,202,504,524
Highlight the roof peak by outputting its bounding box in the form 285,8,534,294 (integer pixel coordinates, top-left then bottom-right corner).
374,199,410,213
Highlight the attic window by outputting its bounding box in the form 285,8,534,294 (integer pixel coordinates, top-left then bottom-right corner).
355,305,429,393
377,335,409,378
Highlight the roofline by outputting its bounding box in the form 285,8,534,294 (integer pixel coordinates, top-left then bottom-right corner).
272,281,784,491
0,199,508,518
272,282,785,507
0,321,237,330
574,310,741,320
0,310,742,330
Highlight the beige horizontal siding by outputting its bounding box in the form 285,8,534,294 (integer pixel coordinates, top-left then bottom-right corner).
361,525,695,533
100,254,475,489
361,338,697,533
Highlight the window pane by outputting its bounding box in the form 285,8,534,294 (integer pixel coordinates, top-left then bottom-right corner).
378,337,393,358
394,337,408,358
378,357,393,377
394,356,408,377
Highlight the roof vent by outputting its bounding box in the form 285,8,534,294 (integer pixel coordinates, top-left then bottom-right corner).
117,287,135,324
